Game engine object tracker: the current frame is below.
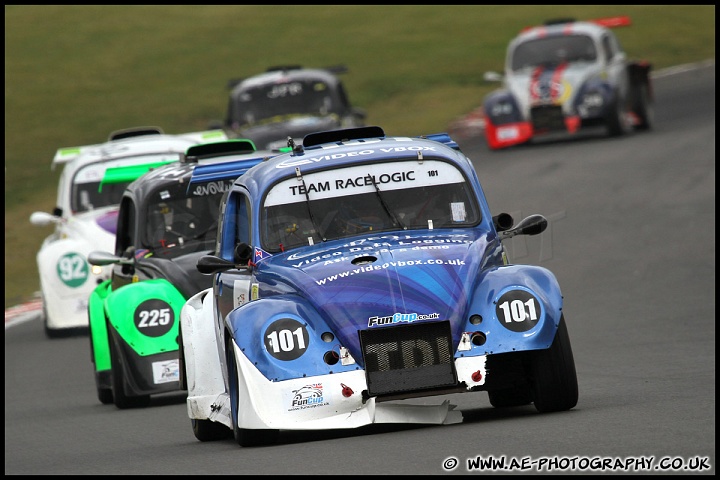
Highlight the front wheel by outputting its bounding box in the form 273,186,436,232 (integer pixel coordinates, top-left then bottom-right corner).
632,82,654,130
89,310,113,404
606,94,633,137
109,336,150,409
226,336,279,447
488,383,533,408
192,418,233,441
42,297,62,339
528,315,579,413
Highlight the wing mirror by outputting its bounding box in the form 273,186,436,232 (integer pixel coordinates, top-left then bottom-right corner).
499,214,548,240
29,211,61,227
197,242,253,275
483,71,504,82
87,250,134,267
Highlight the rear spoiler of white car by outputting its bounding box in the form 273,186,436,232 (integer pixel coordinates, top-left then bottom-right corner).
50,129,228,170
521,16,631,33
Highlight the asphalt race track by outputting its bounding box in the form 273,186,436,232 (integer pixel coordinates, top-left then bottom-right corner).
4,61,715,475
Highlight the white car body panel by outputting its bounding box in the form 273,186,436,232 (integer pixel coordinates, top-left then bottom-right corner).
181,288,484,431
36,206,117,330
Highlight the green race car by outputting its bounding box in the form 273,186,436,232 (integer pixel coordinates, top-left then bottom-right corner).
87,139,276,408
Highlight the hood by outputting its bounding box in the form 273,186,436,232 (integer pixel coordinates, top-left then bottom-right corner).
142,250,213,299
255,231,496,355
66,207,118,249
237,115,341,150
508,62,601,113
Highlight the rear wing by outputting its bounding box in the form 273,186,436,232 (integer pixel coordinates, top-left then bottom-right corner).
51,129,228,170
107,126,163,141
182,139,256,163
52,144,104,170
299,126,460,152
186,157,265,193
176,129,228,144
98,160,177,192
521,16,631,32
418,133,460,151
227,65,349,89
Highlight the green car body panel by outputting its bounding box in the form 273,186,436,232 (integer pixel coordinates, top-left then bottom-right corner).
90,278,186,373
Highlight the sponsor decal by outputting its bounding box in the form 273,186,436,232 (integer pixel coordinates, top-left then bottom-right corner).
275,141,438,169
266,159,464,206
287,383,330,411
315,257,466,285
368,312,440,327
288,234,472,267
287,171,417,196
190,180,231,196
152,359,179,384
233,278,249,308
498,126,520,140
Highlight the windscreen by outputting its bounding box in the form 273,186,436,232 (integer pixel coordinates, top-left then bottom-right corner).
261,159,481,253
143,180,232,259
232,79,335,125
70,154,182,213
511,34,597,71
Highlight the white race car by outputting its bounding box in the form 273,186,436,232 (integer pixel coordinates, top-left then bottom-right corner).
30,126,227,338
482,16,653,149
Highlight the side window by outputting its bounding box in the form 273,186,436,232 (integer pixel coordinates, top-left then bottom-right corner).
601,34,621,62
218,191,251,261
114,197,136,256
236,194,251,246
336,82,350,110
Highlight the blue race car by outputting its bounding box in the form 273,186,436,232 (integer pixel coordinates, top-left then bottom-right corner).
180,126,578,446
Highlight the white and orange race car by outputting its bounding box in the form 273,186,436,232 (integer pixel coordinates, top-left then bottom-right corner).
482,16,653,150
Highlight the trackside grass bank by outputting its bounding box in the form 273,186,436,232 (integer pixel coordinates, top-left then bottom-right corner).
4,5,715,307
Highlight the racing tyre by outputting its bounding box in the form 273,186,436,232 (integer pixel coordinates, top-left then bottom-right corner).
178,324,187,391
97,385,114,405
606,94,632,137
192,418,233,442
528,315,578,413
226,337,279,447
632,82,654,130
109,336,151,409
488,383,533,408
42,299,61,339
88,311,114,404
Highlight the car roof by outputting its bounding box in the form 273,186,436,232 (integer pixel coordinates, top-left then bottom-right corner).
233,127,474,199
122,150,270,203
511,16,629,46
230,66,343,96
51,129,227,173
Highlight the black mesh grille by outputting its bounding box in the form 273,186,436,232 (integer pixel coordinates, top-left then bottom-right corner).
531,105,565,131
359,321,457,396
